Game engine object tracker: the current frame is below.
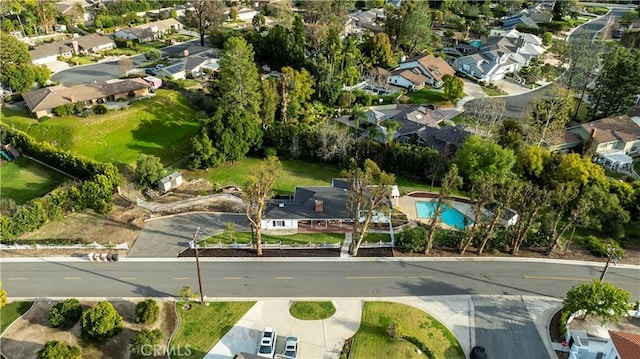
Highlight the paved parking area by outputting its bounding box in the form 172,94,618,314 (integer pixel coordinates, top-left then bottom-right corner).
204,300,362,359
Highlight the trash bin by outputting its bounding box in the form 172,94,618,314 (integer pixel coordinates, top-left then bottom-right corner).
111,253,119,262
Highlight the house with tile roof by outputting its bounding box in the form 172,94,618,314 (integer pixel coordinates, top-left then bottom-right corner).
114,18,183,43
74,33,115,54
603,331,640,359
29,40,74,65
453,30,544,82
389,54,456,89
22,78,151,119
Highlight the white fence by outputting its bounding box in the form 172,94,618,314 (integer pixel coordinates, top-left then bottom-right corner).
0,242,129,250
359,240,394,248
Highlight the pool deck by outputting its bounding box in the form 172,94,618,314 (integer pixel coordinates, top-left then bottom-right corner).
395,195,474,229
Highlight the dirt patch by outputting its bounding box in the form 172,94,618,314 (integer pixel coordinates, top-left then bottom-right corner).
0,300,176,359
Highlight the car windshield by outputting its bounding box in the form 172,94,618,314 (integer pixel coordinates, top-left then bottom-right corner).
258,345,272,354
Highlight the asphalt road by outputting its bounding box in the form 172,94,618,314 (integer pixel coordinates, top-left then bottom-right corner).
50,39,206,86
463,6,633,119
2,259,638,300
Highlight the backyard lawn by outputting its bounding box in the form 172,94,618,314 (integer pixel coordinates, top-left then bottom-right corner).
0,302,33,334
0,90,201,166
0,158,69,204
351,302,464,359
170,301,255,359
190,158,342,194
404,88,454,106
203,232,344,245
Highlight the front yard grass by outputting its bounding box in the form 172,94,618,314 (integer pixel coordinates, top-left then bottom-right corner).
203,232,344,245
0,90,201,166
0,301,33,334
170,301,255,359
289,301,336,320
404,88,452,106
0,158,69,204
482,85,508,96
363,232,391,243
351,302,464,359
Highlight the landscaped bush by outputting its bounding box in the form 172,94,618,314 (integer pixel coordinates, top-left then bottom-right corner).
135,299,159,324
402,335,434,358
434,227,464,249
583,236,624,258
53,105,68,117
93,104,108,115
81,301,123,343
37,340,82,359
130,328,162,358
49,298,82,329
396,226,427,253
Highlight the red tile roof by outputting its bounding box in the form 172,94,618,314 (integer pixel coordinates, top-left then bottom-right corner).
609,331,640,359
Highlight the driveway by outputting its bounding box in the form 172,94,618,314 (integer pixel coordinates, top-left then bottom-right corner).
127,213,250,257
204,300,362,359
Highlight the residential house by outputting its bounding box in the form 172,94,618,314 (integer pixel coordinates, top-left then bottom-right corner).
157,49,218,80
453,30,544,82
29,40,74,65
502,4,552,29
346,8,385,34
601,331,640,359
502,14,539,30
389,54,456,89
234,7,259,22
22,78,151,119
114,18,183,43
55,0,92,23
565,329,640,359
363,106,472,156
261,178,395,233
74,33,115,54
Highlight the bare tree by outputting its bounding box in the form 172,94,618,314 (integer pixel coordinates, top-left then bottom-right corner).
316,122,354,163
118,58,133,77
344,159,396,256
425,165,462,255
185,0,225,47
477,178,520,256
468,96,506,136
243,156,282,256
459,180,494,255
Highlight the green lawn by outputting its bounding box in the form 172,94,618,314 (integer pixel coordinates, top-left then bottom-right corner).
482,86,508,96
0,158,69,204
363,232,391,243
404,88,452,106
203,232,344,245
190,158,342,194
0,90,202,166
351,302,464,359
0,302,33,334
170,301,255,359
289,301,336,320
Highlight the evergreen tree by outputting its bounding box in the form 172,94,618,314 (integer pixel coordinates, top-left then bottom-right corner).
590,47,640,118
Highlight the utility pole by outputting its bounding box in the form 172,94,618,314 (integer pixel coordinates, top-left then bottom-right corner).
191,227,205,305
600,244,619,281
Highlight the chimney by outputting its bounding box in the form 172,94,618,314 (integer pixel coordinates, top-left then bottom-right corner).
71,40,79,55
314,199,324,213
584,128,596,152
183,49,189,57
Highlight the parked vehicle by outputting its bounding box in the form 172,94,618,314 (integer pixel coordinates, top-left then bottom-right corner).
145,68,158,75
471,346,487,359
257,327,277,358
282,336,299,358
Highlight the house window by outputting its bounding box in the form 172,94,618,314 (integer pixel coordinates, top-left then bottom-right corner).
272,220,285,227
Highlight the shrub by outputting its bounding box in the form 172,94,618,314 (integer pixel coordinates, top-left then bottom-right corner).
93,104,108,115
583,236,624,258
53,105,68,117
386,322,401,339
135,299,159,324
49,298,83,329
402,335,434,358
81,301,123,342
263,147,277,157
396,226,427,253
130,328,162,358
37,340,82,359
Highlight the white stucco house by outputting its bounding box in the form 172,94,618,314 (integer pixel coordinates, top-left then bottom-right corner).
389,54,456,89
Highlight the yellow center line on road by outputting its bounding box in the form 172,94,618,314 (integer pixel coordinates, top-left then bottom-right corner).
8,277,27,280
276,277,292,280
172,277,189,280
224,277,242,280
64,277,82,280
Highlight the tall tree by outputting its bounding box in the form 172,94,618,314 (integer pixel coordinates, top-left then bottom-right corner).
30,0,56,34
344,159,396,256
143,48,161,64
243,156,282,256
363,33,394,68
509,182,548,255
425,164,462,255
134,155,165,189
564,280,630,324
216,37,262,116
185,0,225,47
552,0,578,21
459,180,494,255
467,97,506,136
590,47,640,118
526,85,575,147
452,135,515,185
398,8,432,55
260,78,280,129
442,74,464,102
280,67,315,122
476,178,519,256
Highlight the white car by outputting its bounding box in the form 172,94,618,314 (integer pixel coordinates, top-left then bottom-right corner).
257,327,277,358
282,336,299,358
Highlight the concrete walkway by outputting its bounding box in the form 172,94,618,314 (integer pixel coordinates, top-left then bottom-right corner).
204,300,362,359
204,295,562,359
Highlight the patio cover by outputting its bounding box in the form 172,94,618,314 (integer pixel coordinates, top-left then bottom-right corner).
597,150,633,166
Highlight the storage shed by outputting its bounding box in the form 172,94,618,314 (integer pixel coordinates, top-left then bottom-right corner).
157,172,183,192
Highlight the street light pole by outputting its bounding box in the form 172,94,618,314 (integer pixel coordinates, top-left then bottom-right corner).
600,244,619,281
192,227,205,305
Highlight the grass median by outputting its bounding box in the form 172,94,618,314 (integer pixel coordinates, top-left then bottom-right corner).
290,301,336,320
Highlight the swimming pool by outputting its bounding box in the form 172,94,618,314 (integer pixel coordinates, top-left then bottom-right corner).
469,39,482,48
415,201,471,229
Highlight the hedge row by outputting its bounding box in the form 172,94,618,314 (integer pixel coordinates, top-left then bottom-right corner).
402,335,434,358
0,125,120,242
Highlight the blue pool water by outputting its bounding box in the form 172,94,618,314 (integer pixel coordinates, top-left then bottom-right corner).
415,201,471,229
469,40,482,48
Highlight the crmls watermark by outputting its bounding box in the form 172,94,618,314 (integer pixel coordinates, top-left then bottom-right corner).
140,344,192,357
